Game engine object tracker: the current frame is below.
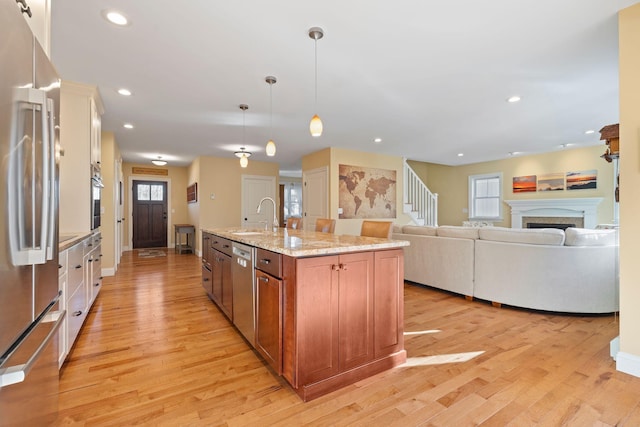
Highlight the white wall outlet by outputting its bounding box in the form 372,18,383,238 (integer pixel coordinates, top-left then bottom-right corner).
210,193,215,200
338,207,343,214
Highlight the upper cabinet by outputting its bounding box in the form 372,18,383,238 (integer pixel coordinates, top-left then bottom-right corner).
59,81,105,233
19,0,51,57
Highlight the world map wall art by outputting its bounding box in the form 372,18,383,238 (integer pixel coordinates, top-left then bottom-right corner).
338,164,397,219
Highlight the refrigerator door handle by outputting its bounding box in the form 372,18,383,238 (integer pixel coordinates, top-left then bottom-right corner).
7,87,50,266
45,97,56,260
0,309,65,387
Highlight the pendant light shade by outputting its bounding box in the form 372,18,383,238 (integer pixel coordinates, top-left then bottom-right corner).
309,27,324,138
236,104,251,168
266,139,276,156
265,76,277,156
309,114,323,137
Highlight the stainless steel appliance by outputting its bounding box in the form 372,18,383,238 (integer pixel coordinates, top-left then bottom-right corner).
232,242,255,343
91,168,103,230
0,1,65,425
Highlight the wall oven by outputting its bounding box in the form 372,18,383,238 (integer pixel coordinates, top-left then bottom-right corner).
91,171,103,230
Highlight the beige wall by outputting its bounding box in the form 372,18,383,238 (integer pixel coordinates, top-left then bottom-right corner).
303,147,414,236
121,163,190,249
619,4,640,363
191,156,280,254
411,145,615,227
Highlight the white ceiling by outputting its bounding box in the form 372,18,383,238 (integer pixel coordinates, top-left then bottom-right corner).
50,1,638,174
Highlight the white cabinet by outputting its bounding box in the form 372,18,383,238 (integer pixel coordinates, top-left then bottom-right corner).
58,232,102,367
59,81,104,233
19,0,51,57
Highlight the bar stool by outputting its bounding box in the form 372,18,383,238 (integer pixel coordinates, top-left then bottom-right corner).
286,217,302,230
360,220,393,238
315,218,336,233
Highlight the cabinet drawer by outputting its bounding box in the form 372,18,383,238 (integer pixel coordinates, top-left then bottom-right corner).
67,282,88,348
67,243,84,295
58,249,68,277
256,248,282,278
83,233,101,256
211,236,232,257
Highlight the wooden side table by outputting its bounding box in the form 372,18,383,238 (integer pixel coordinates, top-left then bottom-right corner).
174,224,195,254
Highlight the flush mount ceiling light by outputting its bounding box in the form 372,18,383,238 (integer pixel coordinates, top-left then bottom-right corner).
151,156,167,166
309,27,324,137
123,123,133,129
118,88,132,96
101,10,129,26
265,76,277,157
235,104,251,168
507,95,521,103
585,129,595,135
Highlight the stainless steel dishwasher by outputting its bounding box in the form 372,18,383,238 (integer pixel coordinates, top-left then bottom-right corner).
231,242,256,344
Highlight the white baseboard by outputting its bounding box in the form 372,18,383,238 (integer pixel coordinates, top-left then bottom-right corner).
102,267,115,277
616,351,640,378
611,336,620,360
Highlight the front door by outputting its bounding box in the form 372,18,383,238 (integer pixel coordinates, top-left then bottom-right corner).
132,180,167,248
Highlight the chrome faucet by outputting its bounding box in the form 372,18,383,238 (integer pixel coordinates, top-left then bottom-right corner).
256,197,278,232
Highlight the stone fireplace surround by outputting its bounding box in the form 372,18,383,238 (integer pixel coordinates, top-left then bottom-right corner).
504,198,603,229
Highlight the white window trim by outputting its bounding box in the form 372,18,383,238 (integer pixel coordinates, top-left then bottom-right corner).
468,172,503,221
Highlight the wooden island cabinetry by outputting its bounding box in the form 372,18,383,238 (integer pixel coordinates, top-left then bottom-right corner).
201,232,233,319
202,228,408,401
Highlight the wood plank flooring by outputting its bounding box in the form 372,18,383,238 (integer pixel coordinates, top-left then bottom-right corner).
54,249,640,426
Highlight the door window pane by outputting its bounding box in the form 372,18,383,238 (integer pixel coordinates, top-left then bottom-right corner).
150,184,164,201
137,184,150,201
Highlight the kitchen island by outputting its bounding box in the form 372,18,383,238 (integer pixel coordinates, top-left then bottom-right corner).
201,227,409,401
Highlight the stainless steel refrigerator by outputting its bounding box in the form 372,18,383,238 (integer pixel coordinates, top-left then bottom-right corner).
0,1,65,425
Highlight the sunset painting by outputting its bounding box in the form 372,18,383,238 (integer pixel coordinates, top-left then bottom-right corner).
513,175,537,193
537,173,565,191
567,170,597,190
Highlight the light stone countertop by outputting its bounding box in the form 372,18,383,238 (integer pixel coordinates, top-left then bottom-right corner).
202,227,409,257
59,232,92,251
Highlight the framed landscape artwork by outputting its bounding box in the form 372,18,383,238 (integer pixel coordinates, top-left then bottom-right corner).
537,173,564,191
566,170,597,190
513,175,537,193
338,164,397,219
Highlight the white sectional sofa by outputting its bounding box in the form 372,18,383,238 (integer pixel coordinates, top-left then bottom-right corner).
392,225,619,313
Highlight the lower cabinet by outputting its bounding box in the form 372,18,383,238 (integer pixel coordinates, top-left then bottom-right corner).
58,232,103,368
255,258,283,375
282,248,405,401
201,232,233,320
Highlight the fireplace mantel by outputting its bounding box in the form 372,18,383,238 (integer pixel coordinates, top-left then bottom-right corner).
505,198,603,229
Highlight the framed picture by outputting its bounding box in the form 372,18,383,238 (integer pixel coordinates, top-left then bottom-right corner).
537,173,564,191
513,175,536,193
187,183,197,203
566,170,597,190
338,164,397,219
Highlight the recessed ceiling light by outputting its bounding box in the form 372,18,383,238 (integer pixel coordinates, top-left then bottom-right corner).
585,129,595,134
118,88,132,96
373,138,382,143
102,10,129,26
508,151,521,156
123,123,133,129
507,95,521,103
457,153,464,157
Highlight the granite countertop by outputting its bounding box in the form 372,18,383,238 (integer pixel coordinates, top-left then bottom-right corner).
203,227,409,257
59,232,92,251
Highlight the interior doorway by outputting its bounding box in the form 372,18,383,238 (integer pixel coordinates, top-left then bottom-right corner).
241,175,276,229
302,167,328,231
132,180,168,248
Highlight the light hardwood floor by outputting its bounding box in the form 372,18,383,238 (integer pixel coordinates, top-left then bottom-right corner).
55,250,640,426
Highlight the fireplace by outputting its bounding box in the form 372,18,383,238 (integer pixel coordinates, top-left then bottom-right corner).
504,198,602,229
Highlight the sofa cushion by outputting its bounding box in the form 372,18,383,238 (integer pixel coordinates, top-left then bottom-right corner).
479,227,565,245
436,226,480,239
401,225,438,236
564,227,617,246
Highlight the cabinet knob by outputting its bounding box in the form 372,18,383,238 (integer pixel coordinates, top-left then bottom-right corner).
75,265,82,269
260,259,271,265
72,310,83,317
340,263,347,271
258,276,269,283
331,264,339,271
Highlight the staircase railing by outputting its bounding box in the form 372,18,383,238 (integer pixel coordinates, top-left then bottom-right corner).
403,159,438,226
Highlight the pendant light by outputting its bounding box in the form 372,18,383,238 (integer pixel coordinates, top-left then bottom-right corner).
309,27,324,137
234,104,251,168
265,76,277,156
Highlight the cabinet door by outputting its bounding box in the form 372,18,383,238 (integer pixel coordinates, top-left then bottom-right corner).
296,255,340,385
202,233,211,265
202,264,213,295
374,249,404,358
220,253,233,319
338,252,374,371
255,270,282,375
211,252,223,304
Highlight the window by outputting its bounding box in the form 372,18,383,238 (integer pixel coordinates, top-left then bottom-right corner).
283,182,302,220
136,183,164,201
468,172,502,220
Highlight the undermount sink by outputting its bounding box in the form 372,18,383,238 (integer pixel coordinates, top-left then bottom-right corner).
232,231,265,236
